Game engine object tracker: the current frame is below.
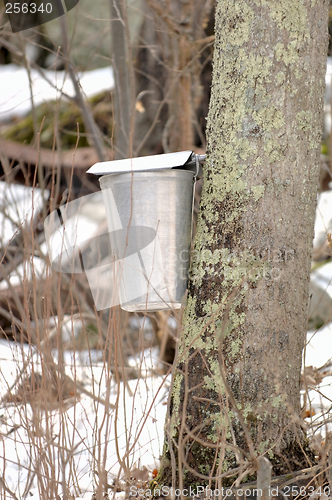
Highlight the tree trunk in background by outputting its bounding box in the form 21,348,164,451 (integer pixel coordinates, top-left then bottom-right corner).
158,0,329,489
139,0,214,153
161,0,206,153
110,0,134,159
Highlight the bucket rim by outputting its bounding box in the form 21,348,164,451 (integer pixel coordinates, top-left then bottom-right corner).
99,168,195,187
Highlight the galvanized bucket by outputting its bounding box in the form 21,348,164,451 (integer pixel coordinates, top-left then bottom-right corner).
99,169,195,311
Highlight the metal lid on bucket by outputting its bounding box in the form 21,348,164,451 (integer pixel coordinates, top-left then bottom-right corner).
87,150,205,178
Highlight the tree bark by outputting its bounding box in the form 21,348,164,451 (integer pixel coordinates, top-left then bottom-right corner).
110,0,134,159
158,0,329,489
140,0,214,153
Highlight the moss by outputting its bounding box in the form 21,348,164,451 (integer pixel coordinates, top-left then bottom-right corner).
267,0,309,40
271,395,283,408
2,91,113,149
199,464,211,475
169,372,183,437
296,110,314,132
257,440,271,454
251,185,265,201
275,42,300,66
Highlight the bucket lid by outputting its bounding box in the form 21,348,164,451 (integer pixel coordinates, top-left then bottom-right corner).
87,150,204,177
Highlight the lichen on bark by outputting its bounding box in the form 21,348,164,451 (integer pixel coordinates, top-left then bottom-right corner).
158,0,329,489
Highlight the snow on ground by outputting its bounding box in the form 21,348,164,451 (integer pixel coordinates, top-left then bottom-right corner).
323,57,332,134
314,191,332,250
0,180,168,497
304,323,332,436
0,64,114,121
0,181,49,289
0,338,169,499
306,324,332,370
0,181,47,244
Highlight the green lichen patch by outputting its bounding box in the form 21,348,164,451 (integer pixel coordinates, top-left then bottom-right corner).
169,372,183,437
251,185,265,201
2,91,113,149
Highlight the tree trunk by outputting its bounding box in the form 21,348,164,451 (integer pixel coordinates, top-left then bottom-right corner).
158,0,329,489
140,0,214,153
110,0,134,159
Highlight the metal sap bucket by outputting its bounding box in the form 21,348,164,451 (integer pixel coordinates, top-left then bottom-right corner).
99,169,195,311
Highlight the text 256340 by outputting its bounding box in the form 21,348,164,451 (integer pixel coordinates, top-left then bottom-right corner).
5,3,52,14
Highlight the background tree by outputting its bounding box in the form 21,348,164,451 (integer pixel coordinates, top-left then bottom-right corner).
141,0,214,153
133,0,215,156
158,0,330,489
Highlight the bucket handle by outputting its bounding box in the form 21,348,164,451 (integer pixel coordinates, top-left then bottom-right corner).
190,153,206,246
194,154,200,181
